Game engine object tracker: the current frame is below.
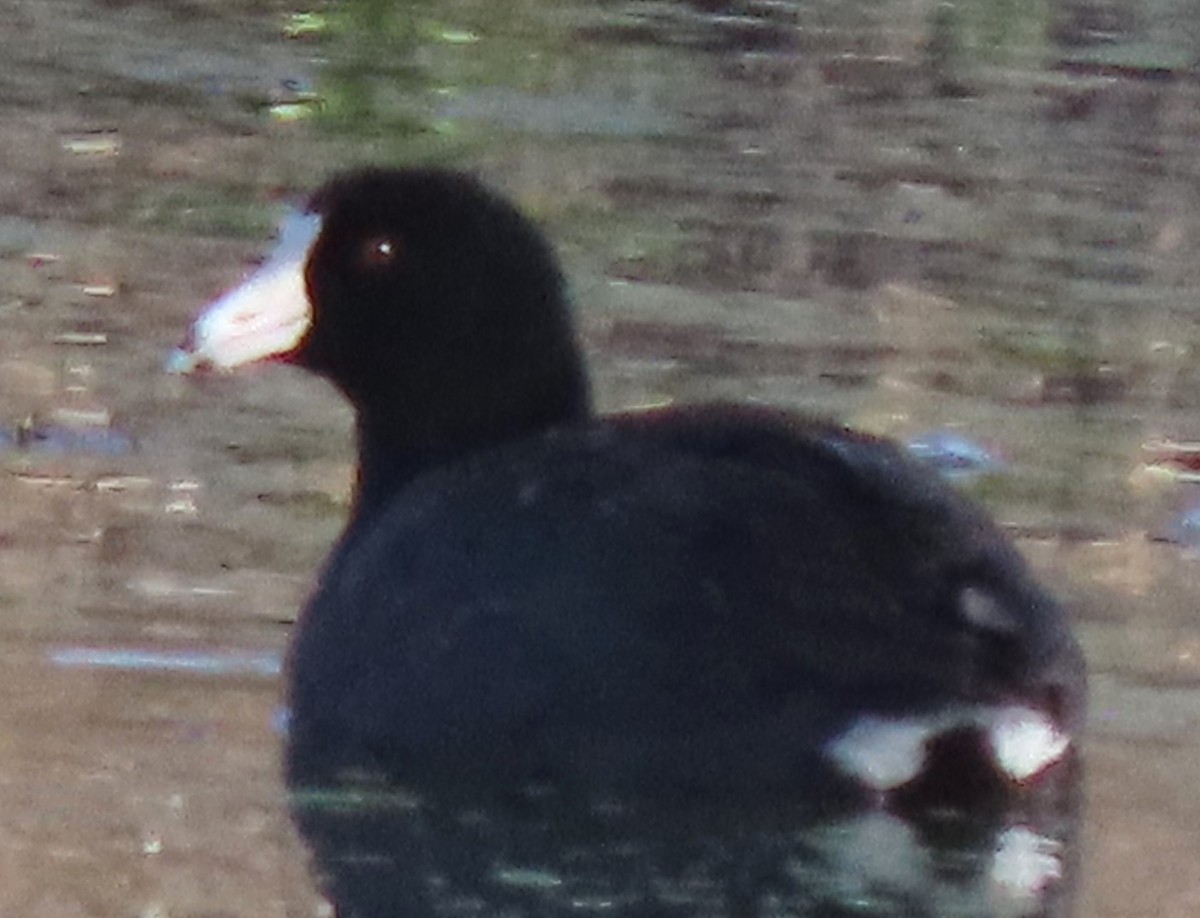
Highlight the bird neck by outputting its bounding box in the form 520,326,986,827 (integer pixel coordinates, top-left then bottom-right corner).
349,373,593,521
350,416,446,522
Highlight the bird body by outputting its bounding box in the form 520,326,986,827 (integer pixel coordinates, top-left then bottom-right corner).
176,168,1085,916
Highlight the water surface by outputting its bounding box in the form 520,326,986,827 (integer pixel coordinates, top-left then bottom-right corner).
2,1,1199,915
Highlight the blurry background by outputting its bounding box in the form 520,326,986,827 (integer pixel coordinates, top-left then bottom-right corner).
0,0,1198,914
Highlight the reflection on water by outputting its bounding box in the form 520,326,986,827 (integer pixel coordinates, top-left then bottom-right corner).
2,0,1200,915
47,645,283,677
291,772,1082,918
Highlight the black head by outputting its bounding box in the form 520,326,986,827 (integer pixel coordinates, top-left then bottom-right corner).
176,168,592,464
299,170,590,438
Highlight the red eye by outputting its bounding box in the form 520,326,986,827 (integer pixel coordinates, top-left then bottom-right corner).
360,236,400,268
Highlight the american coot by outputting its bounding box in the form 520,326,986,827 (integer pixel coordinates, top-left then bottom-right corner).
176,168,1085,914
